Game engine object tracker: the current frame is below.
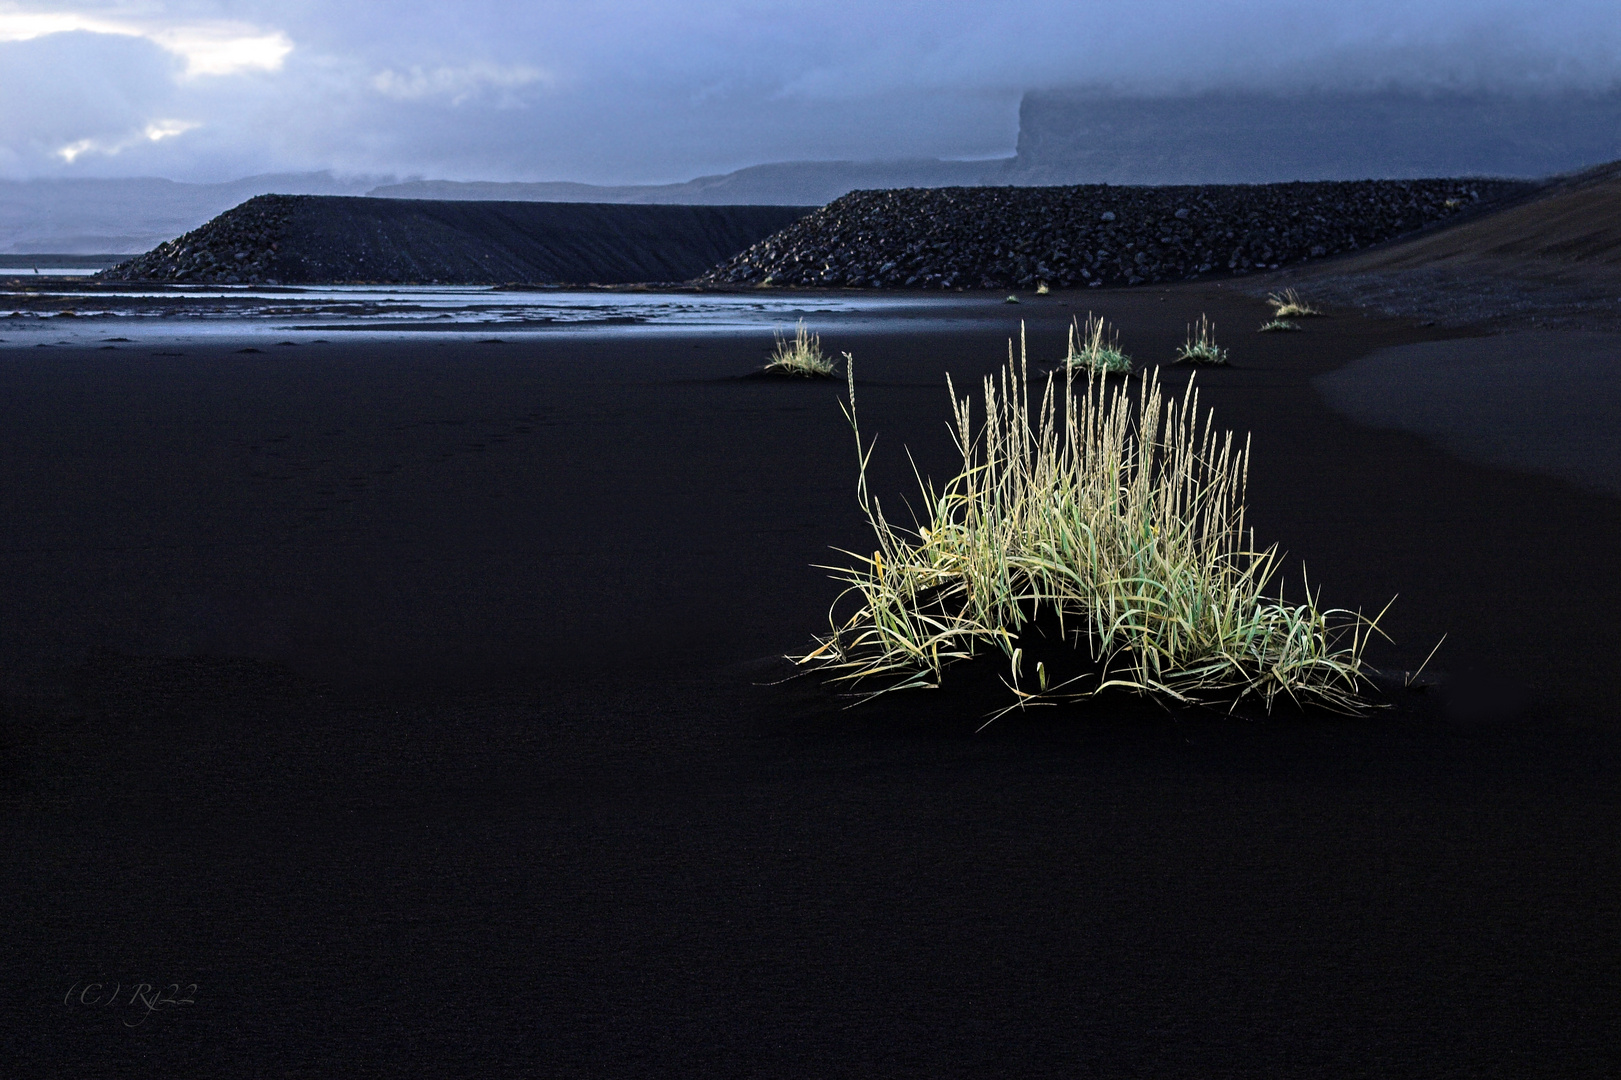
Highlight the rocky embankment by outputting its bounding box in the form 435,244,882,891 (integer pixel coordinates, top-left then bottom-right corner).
104,195,296,283
701,179,1532,289
102,195,813,285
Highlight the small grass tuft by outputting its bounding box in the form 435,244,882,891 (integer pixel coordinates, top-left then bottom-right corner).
1004,295,1021,304
1063,313,1133,375
762,320,838,377
1258,318,1301,333
1267,288,1322,318
794,329,1387,716
1175,314,1228,365
1036,281,1050,295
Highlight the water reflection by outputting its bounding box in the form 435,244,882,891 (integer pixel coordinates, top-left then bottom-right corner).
0,283,1018,341
0,267,103,277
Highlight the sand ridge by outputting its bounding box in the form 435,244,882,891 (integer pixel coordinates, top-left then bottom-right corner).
102,195,816,286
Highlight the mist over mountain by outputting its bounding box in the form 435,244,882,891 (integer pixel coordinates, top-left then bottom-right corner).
372,89,1621,206
1008,89,1621,185
0,172,387,254
368,159,1008,207
11,85,1621,255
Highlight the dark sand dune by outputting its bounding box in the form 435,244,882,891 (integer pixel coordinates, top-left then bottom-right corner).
103,196,814,285
4,289,1621,1074
1332,160,1621,270
1281,161,1621,328
1320,331,1621,497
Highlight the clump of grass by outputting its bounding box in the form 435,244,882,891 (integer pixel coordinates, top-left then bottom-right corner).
1063,313,1133,374
1258,318,1300,332
795,330,1383,715
1267,288,1322,318
763,320,838,377
1175,314,1228,365
1004,295,1021,304
1036,281,1051,295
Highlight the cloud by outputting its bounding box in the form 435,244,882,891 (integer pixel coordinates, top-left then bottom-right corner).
147,25,291,77
371,62,551,105
0,6,291,78
0,29,180,158
56,119,199,163
145,119,199,141
3,1,1621,184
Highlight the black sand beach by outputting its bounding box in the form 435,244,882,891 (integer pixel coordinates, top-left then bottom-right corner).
4,286,1620,1074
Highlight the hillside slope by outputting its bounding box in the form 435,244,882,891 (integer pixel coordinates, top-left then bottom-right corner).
1279,160,1621,329
1320,161,1621,271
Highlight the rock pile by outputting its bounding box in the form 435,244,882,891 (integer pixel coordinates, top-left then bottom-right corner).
102,195,296,284
700,179,1531,289
101,195,814,286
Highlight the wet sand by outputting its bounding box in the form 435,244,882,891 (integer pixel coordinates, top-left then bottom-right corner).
1320,330,1621,496
4,285,1620,1074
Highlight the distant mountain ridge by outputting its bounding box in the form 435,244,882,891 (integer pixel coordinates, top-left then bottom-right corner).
1007,89,1621,185
0,172,388,254
373,89,1621,206
12,87,1621,254
365,159,1008,206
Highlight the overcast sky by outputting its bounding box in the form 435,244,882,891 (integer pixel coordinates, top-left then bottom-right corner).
2,0,1617,184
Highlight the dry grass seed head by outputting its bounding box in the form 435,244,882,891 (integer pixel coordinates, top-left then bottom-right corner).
1175,314,1228,365
763,319,838,377
1267,288,1323,318
797,325,1384,715
1064,313,1133,374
